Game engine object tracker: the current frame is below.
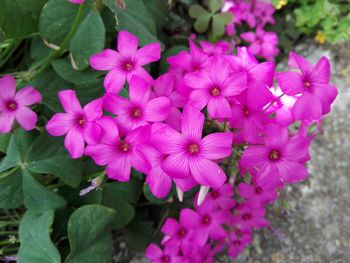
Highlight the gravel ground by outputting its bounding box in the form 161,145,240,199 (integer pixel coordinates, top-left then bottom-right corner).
113,43,350,263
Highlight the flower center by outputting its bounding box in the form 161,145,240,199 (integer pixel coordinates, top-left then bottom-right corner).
6,100,17,111
243,106,250,117
162,255,171,263
242,213,252,221
119,141,131,152
304,81,311,89
132,108,142,118
255,186,263,194
124,62,133,71
202,215,211,225
210,190,219,199
188,143,199,154
235,229,243,237
177,228,187,238
268,150,280,161
77,116,86,127
233,240,241,246
211,87,220,96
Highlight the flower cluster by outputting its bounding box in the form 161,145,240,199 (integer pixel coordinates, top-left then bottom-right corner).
224,0,279,61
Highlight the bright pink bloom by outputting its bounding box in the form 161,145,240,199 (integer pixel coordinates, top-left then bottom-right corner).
203,183,236,210
103,76,170,134
145,243,182,263
238,182,277,207
199,40,232,56
241,27,279,61
227,228,252,258
181,205,228,247
225,47,274,109
276,52,337,120
167,39,208,73
240,124,310,189
46,90,102,159
231,204,268,230
0,75,41,133
253,1,276,26
185,56,247,119
85,117,151,182
90,30,161,93
152,107,232,188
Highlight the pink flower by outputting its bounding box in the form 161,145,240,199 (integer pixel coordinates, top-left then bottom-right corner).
225,47,274,109
152,107,232,188
103,76,171,134
241,27,279,61
90,30,161,93
199,40,232,56
46,90,102,159
231,204,268,230
227,228,252,258
145,243,182,263
240,124,310,189
276,52,337,120
185,56,247,119
69,0,85,3
167,39,208,73
183,202,229,246
203,183,236,210
238,182,277,207
0,75,41,133
253,1,276,26
85,117,151,182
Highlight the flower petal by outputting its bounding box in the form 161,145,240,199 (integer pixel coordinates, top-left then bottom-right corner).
276,71,304,95
83,98,103,121
151,124,185,154
207,97,232,119
89,49,120,70
15,86,42,106
129,75,151,105
188,90,210,110
103,93,132,115
117,31,138,56
146,166,172,198
181,106,204,141
0,75,16,99
106,154,132,182
15,107,37,131
162,152,190,179
46,113,74,136
85,144,116,165
277,160,308,184
144,97,171,122
136,43,161,66
201,132,232,160
96,116,119,145
310,56,330,84
0,112,15,133
292,93,322,120
161,218,180,236
58,90,82,114
64,129,85,158
104,68,126,94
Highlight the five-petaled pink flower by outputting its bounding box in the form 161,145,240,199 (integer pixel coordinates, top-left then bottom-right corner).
46,90,103,159
276,52,337,120
90,30,161,93
85,117,151,182
0,75,41,133
152,106,233,188
103,76,171,134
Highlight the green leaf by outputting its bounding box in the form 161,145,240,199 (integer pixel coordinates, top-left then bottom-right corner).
124,220,155,251
39,0,85,46
105,0,159,45
0,168,23,209
65,204,116,263
212,12,232,36
189,5,210,18
208,0,224,13
0,0,46,39
18,210,61,263
103,178,142,204
0,134,21,173
70,10,106,70
52,58,103,85
22,169,67,212
25,133,83,188
0,133,11,153
194,15,211,33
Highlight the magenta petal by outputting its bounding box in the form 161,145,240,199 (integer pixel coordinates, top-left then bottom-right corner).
165,107,182,132
0,75,16,99
129,76,151,105
184,71,210,90
209,223,227,240
106,154,132,182
83,98,103,121
131,67,154,85
255,163,280,190
151,125,185,154
146,166,172,198
136,43,161,66
161,218,180,236
188,90,210,110
293,93,322,120
180,208,201,228
144,97,171,122
181,106,204,141
117,31,138,56
311,57,330,84
162,152,190,179
64,129,85,158
83,122,102,145
277,161,308,184
207,97,232,119
222,72,247,96
154,73,175,97
0,113,15,133
96,117,119,145
313,83,337,114
58,90,82,113
132,149,151,174
289,52,313,74
85,144,116,165
46,113,74,136
240,146,269,168
189,157,226,187
104,68,126,94
276,71,304,95
250,62,274,87
15,86,42,106
201,132,233,160
193,228,209,247
238,183,255,198
103,93,132,115
89,49,120,70
15,107,37,131
145,244,162,261
241,32,256,42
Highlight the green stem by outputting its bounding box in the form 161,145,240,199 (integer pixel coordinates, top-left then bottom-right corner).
26,3,86,80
